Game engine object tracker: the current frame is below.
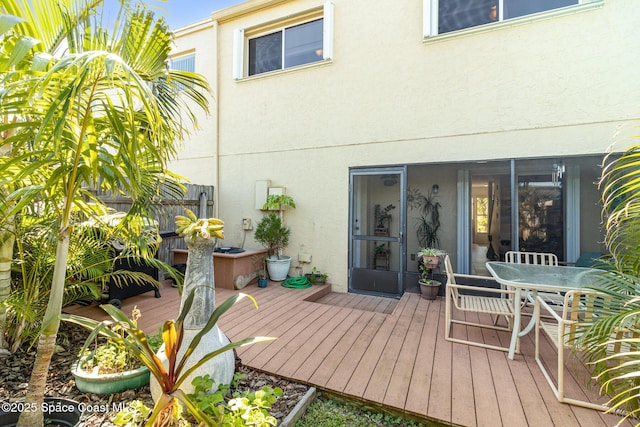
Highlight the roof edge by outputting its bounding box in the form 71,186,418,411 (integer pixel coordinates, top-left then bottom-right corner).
211,0,293,23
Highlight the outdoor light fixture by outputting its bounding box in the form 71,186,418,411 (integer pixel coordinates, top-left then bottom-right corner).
432,184,439,194
552,162,565,187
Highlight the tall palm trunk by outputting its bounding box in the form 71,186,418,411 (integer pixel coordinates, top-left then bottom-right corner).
17,227,70,426
0,215,15,354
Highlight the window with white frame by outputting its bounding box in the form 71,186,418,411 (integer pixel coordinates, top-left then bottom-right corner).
424,0,598,37
169,53,195,72
233,2,334,79
168,53,195,90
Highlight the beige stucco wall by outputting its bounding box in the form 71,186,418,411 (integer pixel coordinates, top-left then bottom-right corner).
173,0,640,292
167,20,219,187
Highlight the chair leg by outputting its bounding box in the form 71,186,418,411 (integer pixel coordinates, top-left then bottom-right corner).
445,287,452,339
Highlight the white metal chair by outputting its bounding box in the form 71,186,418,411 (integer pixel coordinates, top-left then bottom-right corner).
534,289,618,411
505,251,563,307
444,255,516,352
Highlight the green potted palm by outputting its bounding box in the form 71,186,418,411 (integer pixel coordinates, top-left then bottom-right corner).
254,195,296,281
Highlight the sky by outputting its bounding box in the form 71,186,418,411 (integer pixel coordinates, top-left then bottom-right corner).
143,0,246,29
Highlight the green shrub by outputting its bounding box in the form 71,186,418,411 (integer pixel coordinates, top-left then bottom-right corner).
296,397,426,427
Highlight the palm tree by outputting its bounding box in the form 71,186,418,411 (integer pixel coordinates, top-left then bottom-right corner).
575,144,640,423
0,0,113,354
0,1,210,424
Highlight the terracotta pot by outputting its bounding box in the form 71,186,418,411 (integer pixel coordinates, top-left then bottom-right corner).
422,255,440,268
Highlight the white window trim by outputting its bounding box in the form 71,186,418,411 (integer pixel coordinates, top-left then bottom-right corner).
233,1,333,80
423,0,604,41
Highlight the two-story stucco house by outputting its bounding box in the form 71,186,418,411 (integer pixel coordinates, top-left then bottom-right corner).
166,0,640,297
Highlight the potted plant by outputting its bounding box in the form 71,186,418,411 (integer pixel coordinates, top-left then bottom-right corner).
418,263,441,300
70,307,162,394
254,194,296,281
252,255,269,288
417,247,447,269
63,291,275,426
305,266,328,285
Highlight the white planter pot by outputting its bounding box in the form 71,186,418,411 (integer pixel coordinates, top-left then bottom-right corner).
266,255,291,281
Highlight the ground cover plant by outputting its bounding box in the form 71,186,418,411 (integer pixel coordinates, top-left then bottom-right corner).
295,395,430,427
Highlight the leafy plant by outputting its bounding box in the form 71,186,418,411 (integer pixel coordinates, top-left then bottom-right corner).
63,291,275,426
307,266,327,284
76,307,162,374
418,263,438,285
114,400,152,427
374,204,396,229
575,142,640,423
0,1,210,424
408,188,441,249
296,396,425,427
4,210,168,353
416,247,446,257
255,194,296,259
189,373,282,426
113,372,282,427
263,194,296,211
254,213,290,259
252,254,268,279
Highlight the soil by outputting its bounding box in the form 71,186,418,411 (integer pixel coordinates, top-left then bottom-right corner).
0,322,310,426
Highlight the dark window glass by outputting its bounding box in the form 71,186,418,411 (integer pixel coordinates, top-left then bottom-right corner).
438,0,498,34
248,18,324,76
504,0,577,19
284,19,324,68
438,0,579,34
249,31,282,76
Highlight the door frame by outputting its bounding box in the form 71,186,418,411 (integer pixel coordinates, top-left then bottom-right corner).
348,166,407,296
457,159,580,273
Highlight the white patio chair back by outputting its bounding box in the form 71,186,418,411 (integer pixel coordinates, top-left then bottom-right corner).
505,251,558,266
534,289,631,411
444,255,516,353
505,251,563,308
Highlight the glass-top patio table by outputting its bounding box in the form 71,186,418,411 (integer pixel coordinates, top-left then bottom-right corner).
485,261,604,360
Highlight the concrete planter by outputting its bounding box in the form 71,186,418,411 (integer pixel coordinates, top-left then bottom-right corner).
266,255,291,281
71,360,150,394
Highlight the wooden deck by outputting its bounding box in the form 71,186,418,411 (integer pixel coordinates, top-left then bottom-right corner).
65,282,633,427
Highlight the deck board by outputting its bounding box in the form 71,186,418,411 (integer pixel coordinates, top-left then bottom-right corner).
64,282,634,426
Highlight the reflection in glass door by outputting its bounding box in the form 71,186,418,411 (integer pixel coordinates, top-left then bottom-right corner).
349,167,406,297
517,174,564,260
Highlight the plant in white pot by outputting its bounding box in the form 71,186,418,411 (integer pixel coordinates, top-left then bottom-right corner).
254,195,296,281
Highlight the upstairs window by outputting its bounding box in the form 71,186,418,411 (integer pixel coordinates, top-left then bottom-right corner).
248,18,323,76
424,0,598,37
169,53,196,73
168,53,196,90
233,2,334,79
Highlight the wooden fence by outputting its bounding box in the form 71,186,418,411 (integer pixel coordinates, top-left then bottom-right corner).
97,183,215,269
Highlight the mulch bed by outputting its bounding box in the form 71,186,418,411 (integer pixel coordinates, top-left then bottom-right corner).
0,322,309,426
